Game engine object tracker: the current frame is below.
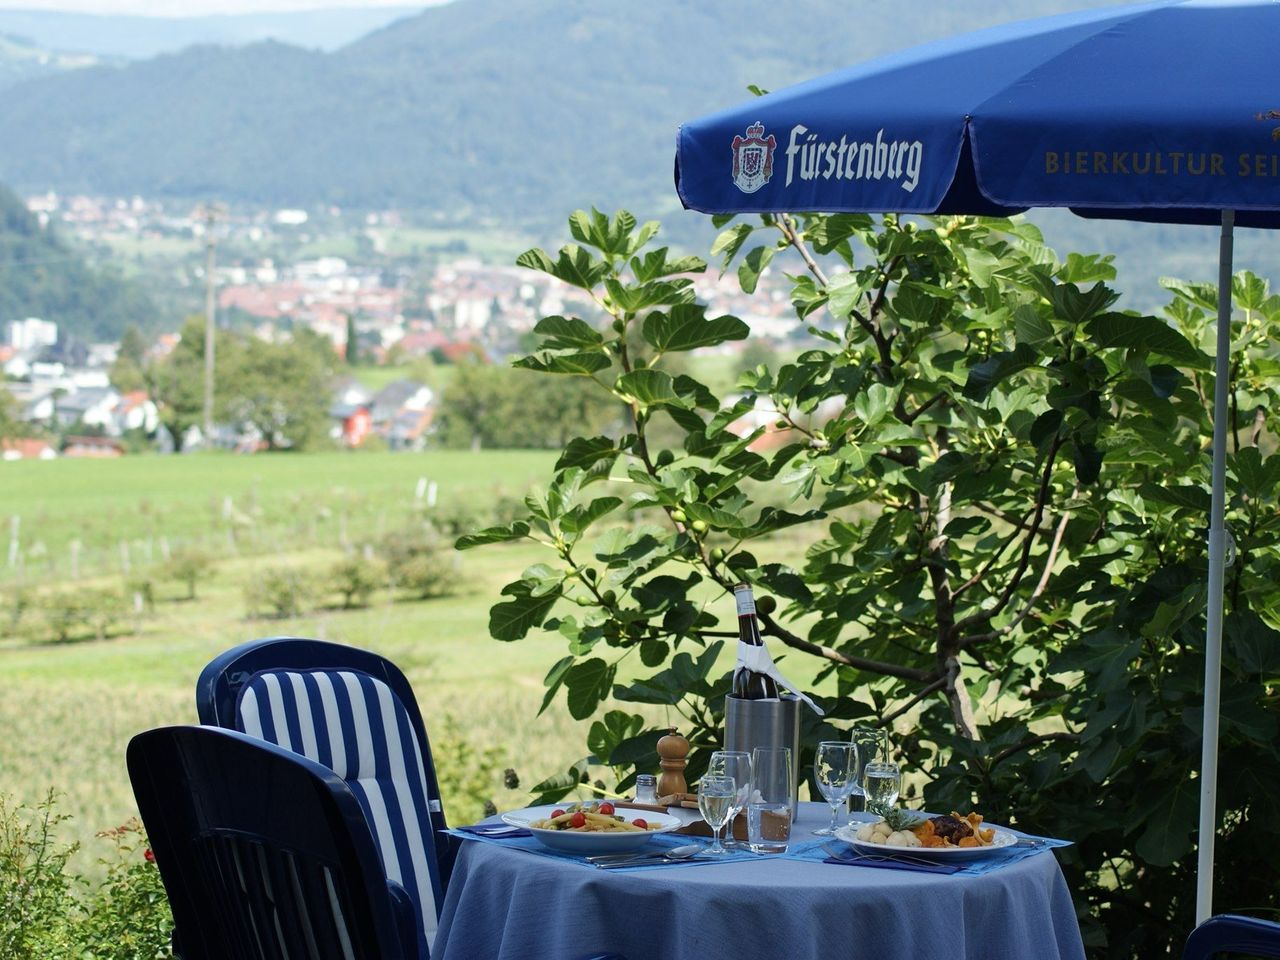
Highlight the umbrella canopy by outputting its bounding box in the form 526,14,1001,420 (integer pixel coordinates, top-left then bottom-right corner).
677,0,1280,223
675,0,1280,924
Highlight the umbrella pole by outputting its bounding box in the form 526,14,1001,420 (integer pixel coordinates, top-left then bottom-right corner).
1195,208,1234,925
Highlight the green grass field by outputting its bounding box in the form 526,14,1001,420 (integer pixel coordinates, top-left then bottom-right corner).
2,449,820,880
0,449,552,582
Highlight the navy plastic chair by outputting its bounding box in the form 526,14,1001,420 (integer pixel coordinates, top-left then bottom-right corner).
196,637,451,951
127,724,423,959
1184,914,1280,959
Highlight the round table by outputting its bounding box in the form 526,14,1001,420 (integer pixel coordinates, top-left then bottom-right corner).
433,803,1086,960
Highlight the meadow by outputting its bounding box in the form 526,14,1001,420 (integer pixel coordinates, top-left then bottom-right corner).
0,449,801,879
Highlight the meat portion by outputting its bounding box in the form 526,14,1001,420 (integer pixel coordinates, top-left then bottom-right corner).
929,814,973,844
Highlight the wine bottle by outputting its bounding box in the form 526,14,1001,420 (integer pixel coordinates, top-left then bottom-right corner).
731,582,780,700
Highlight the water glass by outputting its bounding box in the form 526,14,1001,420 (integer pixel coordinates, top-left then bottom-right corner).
812,741,856,836
862,760,901,817
698,775,737,856
848,726,889,815
708,750,751,847
747,746,793,854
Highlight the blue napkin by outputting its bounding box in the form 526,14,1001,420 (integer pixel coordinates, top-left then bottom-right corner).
823,852,962,875
456,823,531,839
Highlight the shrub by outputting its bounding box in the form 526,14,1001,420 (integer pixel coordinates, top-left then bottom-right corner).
393,551,460,600
2,585,31,638
379,528,462,600
78,820,173,960
431,714,505,825
244,566,318,619
40,589,124,643
0,791,79,960
328,555,384,609
166,548,214,601
0,794,173,960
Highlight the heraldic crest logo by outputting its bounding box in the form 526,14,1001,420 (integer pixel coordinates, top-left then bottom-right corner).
1257,109,1280,141
731,121,777,193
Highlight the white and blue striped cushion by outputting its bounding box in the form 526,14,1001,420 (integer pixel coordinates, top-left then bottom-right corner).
236,669,441,958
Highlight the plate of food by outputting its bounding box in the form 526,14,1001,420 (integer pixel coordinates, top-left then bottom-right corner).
835,810,1018,860
501,800,683,854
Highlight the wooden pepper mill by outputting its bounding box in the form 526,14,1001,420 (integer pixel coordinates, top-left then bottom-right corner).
656,727,690,798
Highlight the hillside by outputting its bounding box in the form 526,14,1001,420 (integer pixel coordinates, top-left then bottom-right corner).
0,185,158,341
0,0,1275,310
0,0,1122,219
0,6,428,59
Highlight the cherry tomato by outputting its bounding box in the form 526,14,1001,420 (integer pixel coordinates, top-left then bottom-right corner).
632,818,648,829
551,809,566,819
598,802,615,815
570,811,587,829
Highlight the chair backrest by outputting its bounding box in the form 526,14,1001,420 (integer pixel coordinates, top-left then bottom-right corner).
127,725,419,960
196,637,450,952
1184,914,1280,960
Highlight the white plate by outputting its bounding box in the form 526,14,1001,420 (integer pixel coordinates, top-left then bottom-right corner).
834,819,1018,860
501,803,683,854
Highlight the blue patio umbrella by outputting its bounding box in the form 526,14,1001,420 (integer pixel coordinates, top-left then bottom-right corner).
675,0,1280,923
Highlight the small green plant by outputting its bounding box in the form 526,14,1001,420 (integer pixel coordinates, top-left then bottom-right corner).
431,714,505,825
379,528,462,600
78,820,173,960
244,566,318,619
393,552,460,600
167,548,214,601
2,584,31,638
41,587,127,643
0,794,174,960
328,555,384,610
0,791,80,960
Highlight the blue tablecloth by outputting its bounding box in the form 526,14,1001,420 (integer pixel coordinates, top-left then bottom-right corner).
433,802,1086,960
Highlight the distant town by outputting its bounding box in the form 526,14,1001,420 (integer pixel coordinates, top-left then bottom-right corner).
2,192,807,459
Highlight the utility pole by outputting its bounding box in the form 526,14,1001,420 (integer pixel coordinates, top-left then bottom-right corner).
198,203,224,446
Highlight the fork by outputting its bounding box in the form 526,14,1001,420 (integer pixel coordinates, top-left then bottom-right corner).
820,842,939,868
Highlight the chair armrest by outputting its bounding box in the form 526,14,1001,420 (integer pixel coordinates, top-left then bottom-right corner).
1184,914,1280,960
387,880,423,959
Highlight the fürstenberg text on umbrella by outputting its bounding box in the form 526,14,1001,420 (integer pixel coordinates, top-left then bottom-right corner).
784,124,924,193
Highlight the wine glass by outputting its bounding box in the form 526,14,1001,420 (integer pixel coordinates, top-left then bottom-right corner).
812,741,856,836
848,726,889,818
708,750,751,848
698,775,737,857
861,761,901,817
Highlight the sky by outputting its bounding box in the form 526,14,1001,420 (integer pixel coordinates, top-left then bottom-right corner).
0,0,439,14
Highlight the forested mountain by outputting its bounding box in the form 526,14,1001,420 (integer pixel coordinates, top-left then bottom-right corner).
0,0,1122,219
0,186,158,341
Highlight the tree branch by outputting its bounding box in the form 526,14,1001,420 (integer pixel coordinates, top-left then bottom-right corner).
952,434,1064,634
989,731,1079,769
879,674,947,726
776,214,829,288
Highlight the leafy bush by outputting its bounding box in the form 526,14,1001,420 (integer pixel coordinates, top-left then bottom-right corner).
432,714,505,825
2,584,31,638
328,555,384,609
379,528,462,600
41,588,126,643
166,548,214,601
0,794,173,960
0,792,79,960
464,208,1280,957
78,820,173,960
243,566,318,619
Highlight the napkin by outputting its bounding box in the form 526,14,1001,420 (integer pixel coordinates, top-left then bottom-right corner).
823,854,962,875
456,823,531,839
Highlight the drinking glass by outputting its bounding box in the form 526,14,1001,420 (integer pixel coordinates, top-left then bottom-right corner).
861,761,901,817
812,741,856,836
698,775,737,857
848,726,889,817
708,751,751,849
746,746,793,854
